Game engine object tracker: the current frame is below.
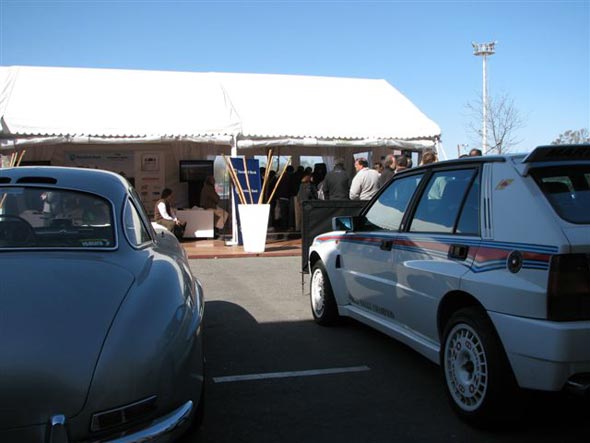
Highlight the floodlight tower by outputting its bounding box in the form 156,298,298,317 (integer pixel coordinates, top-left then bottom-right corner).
472,41,496,153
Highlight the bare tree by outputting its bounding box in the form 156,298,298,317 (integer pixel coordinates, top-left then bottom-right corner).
466,93,526,154
551,128,590,145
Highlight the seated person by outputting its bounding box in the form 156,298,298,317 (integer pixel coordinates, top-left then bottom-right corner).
200,175,229,237
154,188,186,240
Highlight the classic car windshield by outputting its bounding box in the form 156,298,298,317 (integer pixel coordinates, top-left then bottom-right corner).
0,187,115,248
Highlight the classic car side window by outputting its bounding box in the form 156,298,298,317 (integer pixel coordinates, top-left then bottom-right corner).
365,173,424,231
123,199,152,247
409,169,476,234
129,187,157,237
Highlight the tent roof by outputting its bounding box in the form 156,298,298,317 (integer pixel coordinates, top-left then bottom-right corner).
0,66,241,138
0,65,440,144
217,72,440,141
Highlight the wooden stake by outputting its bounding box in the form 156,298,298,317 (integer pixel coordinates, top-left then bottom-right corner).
222,155,241,203
242,157,254,204
16,150,26,166
258,148,273,204
222,155,247,205
266,157,291,204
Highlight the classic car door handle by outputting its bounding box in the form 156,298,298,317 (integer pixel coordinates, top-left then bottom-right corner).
448,244,469,261
380,240,393,251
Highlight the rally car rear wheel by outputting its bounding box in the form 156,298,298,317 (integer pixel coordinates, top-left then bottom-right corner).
310,262,339,326
442,307,521,426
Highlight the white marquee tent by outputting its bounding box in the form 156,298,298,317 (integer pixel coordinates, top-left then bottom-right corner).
0,66,442,239
0,65,441,152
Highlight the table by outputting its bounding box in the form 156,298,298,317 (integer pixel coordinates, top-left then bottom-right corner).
176,209,214,238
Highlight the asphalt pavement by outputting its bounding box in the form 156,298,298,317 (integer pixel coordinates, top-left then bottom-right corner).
181,256,589,443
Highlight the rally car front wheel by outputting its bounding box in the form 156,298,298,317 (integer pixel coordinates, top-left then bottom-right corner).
310,261,340,326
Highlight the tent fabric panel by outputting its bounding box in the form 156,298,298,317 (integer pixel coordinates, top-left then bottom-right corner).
236,137,436,150
216,72,440,140
0,66,242,138
0,66,441,144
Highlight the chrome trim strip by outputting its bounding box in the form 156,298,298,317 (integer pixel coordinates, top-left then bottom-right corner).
103,401,193,443
481,163,493,239
91,395,158,432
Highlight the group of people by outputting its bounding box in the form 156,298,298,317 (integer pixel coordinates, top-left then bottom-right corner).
302,150,441,204
154,175,229,240
349,151,437,201
155,148,483,239
261,151,441,231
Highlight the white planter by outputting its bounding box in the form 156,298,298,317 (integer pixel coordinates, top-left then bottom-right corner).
238,204,270,253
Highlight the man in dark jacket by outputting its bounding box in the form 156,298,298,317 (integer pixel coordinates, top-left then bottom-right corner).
275,165,294,229
323,158,350,200
378,154,396,187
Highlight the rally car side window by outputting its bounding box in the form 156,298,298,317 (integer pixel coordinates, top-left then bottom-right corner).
456,173,480,235
365,173,424,231
409,169,477,234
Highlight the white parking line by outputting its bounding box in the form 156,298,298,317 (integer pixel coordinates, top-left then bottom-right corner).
213,365,371,383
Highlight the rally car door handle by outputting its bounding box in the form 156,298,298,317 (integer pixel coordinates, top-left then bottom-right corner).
380,240,393,251
448,244,469,261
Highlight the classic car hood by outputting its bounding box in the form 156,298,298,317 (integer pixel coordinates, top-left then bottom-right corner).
0,255,134,429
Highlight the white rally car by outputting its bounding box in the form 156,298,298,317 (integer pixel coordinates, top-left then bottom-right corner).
308,145,590,425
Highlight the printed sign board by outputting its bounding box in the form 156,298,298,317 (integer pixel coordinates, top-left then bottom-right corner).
229,158,262,204
230,158,262,245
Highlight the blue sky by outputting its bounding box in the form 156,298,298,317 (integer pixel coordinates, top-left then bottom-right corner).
1,0,588,159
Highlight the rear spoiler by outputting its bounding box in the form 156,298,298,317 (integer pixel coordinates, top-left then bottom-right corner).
523,145,590,163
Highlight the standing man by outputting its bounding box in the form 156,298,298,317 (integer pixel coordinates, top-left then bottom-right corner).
395,155,410,173
275,165,294,231
378,154,396,187
469,148,483,157
323,158,350,200
349,158,380,201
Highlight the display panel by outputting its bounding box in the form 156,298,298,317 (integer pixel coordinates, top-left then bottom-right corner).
179,160,214,182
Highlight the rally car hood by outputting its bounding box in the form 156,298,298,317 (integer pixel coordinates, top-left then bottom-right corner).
0,255,134,428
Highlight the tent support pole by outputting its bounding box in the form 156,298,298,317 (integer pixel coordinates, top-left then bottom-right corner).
226,134,240,246
434,137,447,160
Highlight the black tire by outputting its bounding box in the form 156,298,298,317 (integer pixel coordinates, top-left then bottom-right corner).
441,307,522,427
309,261,340,326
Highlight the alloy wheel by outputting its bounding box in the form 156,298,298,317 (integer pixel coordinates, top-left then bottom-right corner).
444,323,488,412
310,268,326,318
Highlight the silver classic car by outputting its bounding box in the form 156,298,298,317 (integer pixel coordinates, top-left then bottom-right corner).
0,166,204,442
